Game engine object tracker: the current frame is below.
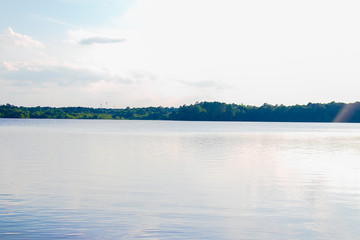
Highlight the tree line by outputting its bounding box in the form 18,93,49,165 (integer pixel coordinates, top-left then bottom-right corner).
0,101,359,122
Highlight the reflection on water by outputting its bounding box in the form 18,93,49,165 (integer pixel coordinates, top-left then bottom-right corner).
0,119,360,239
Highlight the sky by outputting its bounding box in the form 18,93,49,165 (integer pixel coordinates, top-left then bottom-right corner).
0,0,360,108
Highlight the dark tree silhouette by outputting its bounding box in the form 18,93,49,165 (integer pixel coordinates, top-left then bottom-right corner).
0,101,359,122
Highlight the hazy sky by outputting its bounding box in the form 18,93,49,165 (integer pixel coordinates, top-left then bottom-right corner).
1,0,359,107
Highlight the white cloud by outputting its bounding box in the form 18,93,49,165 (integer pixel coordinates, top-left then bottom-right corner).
0,59,220,108
0,27,44,49
0,61,17,71
0,61,133,86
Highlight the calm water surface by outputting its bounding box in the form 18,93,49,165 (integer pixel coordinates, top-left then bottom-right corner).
0,119,360,239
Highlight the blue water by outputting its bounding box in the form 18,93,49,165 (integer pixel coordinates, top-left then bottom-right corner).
1,119,360,239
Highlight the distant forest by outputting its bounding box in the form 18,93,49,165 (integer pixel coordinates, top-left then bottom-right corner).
0,101,360,122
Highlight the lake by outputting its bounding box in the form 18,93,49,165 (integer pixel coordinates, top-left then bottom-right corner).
0,119,360,239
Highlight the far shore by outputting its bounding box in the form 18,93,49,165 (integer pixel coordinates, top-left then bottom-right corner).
0,101,359,122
